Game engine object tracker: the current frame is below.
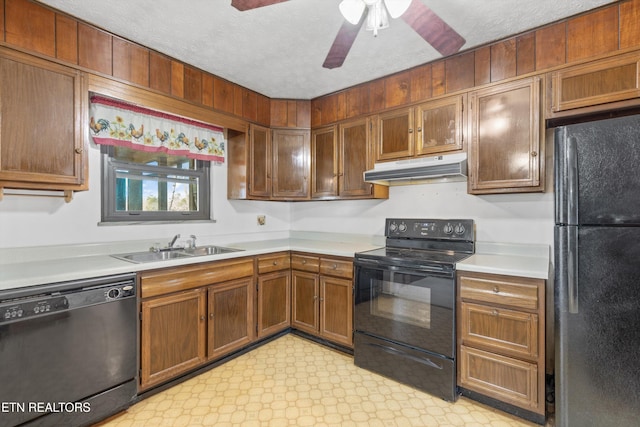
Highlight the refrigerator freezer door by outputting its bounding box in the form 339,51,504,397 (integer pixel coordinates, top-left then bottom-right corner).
555,115,640,226
555,226,640,427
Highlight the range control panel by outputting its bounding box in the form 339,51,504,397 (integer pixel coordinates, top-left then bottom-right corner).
385,218,474,241
1,296,69,323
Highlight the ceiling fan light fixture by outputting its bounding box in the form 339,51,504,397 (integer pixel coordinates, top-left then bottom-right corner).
339,0,366,25
365,0,389,36
383,0,412,19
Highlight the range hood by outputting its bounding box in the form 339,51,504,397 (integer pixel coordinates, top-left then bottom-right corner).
363,153,467,186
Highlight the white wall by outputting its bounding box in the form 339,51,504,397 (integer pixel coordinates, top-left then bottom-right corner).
0,142,291,249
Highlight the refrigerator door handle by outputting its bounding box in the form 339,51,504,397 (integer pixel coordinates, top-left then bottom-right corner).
567,226,579,313
554,129,579,225
566,136,579,225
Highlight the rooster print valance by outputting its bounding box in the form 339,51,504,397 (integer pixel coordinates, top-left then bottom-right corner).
89,96,226,163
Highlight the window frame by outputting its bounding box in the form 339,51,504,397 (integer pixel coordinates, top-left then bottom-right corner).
101,146,211,223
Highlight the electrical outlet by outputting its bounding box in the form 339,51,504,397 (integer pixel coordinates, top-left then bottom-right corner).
257,215,266,226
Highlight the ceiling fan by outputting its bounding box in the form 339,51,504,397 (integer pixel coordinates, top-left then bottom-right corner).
230,0,465,69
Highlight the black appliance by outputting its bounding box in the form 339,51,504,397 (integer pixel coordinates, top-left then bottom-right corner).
354,218,474,401
554,115,640,427
0,273,138,427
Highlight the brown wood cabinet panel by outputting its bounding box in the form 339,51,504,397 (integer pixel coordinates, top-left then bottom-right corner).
286,100,298,127
113,38,149,88
227,130,248,199
140,289,206,390
213,77,235,114
55,14,78,64
320,275,353,347
311,126,338,198
183,65,202,104
139,258,255,298
375,108,414,161
369,79,386,112
248,124,271,198
234,86,243,118
257,252,291,274
445,52,475,93
535,22,566,70
170,61,184,98
431,61,446,97
202,73,214,107
0,48,86,190
296,100,311,128
474,46,491,86
319,257,353,279
257,94,271,126
490,39,517,82
516,33,535,76
385,71,411,108
339,117,380,198
5,0,55,57
257,270,291,337
468,76,543,194
291,253,320,272
0,0,4,41
291,270,320,335
461,302,538,359
621,0,640,49
207,278,255,360
345,85,370,118
149,51,172,94
415,95,465,156
270,99,289,127
272,129,310,199
410,64,432,103
78,23,112,75
567,6,619,63
459,345,538,411
459,273,541,311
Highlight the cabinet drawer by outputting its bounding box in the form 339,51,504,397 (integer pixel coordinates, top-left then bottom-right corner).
459,345,538,411
460,302,538,359
140,258,254,298
320,258,353,279
459,273,541,311
291,253,320,272
258,252,291,274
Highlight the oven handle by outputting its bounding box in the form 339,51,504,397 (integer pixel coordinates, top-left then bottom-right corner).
365,342,444,370
354,258,454,278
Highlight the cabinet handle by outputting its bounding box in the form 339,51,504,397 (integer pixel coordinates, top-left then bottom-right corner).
408,128,414,134
273,261,278,265
491,309,499,316
531,151,538,157
210,313,214,318
493,286,500,293
332,264,338,269
74,148,83,154
313,295,318,300
417,127,422,132
302,260,307,264
200,315,205,321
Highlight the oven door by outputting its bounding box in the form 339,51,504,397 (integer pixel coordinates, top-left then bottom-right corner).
354,257,455,358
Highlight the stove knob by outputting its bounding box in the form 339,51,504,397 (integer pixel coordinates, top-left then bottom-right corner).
389,222,397,232
454,224,466,235
398,222,407,232
443,223,454,234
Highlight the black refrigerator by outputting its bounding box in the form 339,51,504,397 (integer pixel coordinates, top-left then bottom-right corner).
554,114,640,427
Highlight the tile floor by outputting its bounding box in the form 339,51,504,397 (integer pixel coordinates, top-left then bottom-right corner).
99,334,539,427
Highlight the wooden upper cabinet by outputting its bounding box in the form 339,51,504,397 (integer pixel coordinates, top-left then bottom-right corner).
272,129,310,200
549,51,640,117
339,117,384,198
311,125,338,198
468,76,544,194
248,124,271,199
0,47,87,195
375,107,414,161
415,94,466,156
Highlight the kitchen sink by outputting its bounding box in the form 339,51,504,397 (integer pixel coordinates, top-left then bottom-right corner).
111,245,243,264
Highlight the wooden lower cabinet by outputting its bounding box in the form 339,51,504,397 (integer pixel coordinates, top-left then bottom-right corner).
291,253,353,347
257,253,292,337
140,288,206,391
208,277,255,360
457,270,545,417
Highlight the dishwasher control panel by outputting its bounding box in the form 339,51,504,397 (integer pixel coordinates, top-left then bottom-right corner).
0,296,69,323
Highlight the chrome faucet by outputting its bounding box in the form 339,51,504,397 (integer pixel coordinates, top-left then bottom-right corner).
168,234,180,248
189,234,197,248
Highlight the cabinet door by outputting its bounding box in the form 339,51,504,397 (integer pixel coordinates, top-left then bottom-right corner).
272,128,310,199
375,108,414,161
140,289,206,390
416,95,465,156
208,278,255,360
311,126,338,198
339,117,374,197
291,270,320,335
249,124,271,198
0,48,86,189
320,276,353,347
257,270,291,337
469,77,543,194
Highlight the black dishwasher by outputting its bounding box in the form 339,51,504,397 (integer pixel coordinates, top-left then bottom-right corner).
0,273,137,427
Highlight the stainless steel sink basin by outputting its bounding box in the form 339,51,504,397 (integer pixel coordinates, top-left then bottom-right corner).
182,245,242,256
111,245,243,263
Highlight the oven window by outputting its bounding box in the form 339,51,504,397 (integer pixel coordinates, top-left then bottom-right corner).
372,272,432,328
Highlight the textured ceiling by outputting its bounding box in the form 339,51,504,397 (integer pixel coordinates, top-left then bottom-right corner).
37,0,618,99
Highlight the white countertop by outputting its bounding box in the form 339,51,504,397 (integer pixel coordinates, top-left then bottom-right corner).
0,235,551,293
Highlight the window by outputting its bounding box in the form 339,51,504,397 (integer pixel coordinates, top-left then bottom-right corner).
101,146,210,222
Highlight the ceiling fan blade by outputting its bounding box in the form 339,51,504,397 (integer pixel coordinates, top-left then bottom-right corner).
401,0,465,56
231,0,288,11
322,18,365,69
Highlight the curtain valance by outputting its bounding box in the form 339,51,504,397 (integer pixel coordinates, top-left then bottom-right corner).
89,96,226,163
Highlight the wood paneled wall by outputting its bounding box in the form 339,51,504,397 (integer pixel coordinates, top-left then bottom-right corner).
312,0,640,127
